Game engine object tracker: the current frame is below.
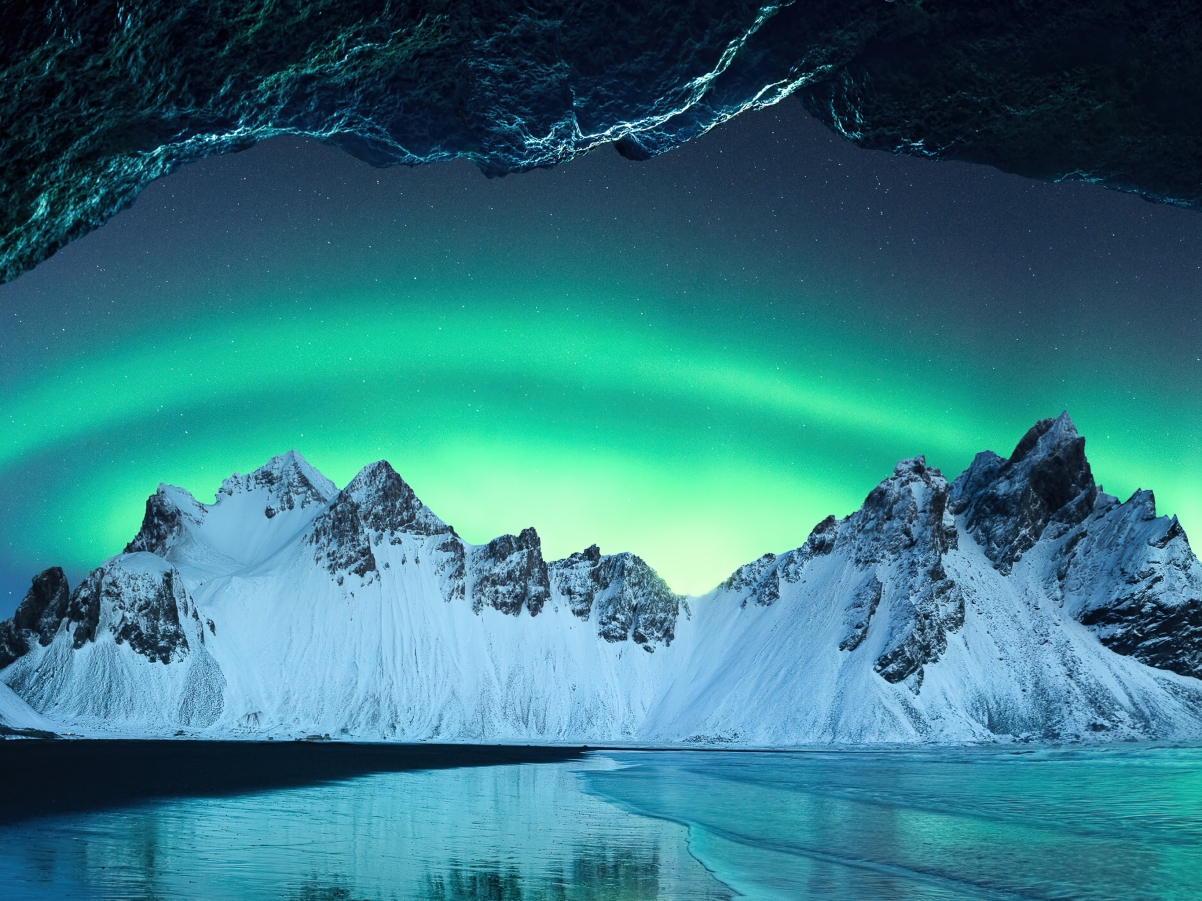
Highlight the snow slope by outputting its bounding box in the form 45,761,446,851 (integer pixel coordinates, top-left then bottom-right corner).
0,681,57,735
4,413,1202,744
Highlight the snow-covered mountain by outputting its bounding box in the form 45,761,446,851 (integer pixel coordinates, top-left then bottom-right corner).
3,414,1201,744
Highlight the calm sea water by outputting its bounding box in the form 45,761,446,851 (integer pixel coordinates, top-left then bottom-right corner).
1,744,1200,900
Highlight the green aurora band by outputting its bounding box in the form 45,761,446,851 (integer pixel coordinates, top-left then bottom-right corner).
3,284,1198,596
1,108,1199,598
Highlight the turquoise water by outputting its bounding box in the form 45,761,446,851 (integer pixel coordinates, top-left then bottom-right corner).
2,746,1200,900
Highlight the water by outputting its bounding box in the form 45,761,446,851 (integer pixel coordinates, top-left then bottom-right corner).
2,744,1200,900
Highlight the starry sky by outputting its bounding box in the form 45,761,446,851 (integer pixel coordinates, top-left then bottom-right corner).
2,101,1200,615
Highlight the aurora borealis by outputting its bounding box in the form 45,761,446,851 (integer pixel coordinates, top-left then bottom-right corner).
1,103,1200,613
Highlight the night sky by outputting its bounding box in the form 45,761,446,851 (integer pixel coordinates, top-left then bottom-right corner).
2,101,1199,616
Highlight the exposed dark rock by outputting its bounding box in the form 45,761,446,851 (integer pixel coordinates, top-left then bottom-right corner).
6,2,1202,284
722,554,780,607
547,547,682,647
66,570,104,649
345,461,452,541
0,623,28,672
849,456,958,567
799,0,1202,210
125,488,187,555
109,568,191,665
434,535,467,604
0,567,72,669
56,561,194,663
470,528,550,617
839,576,882,653
952,412,1097,574
13,567,72,644
812,455,963,686
1080,593,1202,681
219,451,334,511
548,545,605,619
308,492,376,579
778,515,838,584
1056,489,1202,681
873,564,965,687
592,554,682,648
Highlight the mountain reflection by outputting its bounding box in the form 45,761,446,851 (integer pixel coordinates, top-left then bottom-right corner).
418,847,680,901
0,756,730,900
288,881,374,901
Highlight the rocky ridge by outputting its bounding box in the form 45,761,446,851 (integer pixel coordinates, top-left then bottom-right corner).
3,412,1201,743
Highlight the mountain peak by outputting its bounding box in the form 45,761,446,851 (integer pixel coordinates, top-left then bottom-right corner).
344,460,451,539
952,411,1096,573
1009,411,1080,464
217,451,336,513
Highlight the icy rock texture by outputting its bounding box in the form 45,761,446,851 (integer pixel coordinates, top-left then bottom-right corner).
125,490,189,555
0,567,71,669
468,529,552,617
953,413,1098,574
1057,491,1202,681
5,1,1202,283
549,546,683,647
4,415,1202,744
62,557,199,664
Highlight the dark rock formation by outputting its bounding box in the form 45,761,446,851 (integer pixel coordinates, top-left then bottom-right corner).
548,546,683,647
218,451,335,512
549,545,606,619
108,567,193,664
55,561,197,663
5,2,1202,284
841,457,963,686
873,560,965,688
778,515,838,584
549,551,682,649
724,456,965,688
308,492,376,579
800,0,1202,210
345,461,452,541
125,488,188,555
0,567,71,668
470,528,551,617
65,569,104,650
1054,489,1202,681
839,576,882,653
952,412,1097,574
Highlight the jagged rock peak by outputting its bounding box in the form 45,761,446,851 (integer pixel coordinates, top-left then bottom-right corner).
952,411,1097,574
219,450,337,515
0,567,71,669
471,528,551,617
308,491,377,581
846,455,957,566
548,548,682,648
345,461,451,539
125,486,193,555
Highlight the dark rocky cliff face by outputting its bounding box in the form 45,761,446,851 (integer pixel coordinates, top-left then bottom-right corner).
0,567,72,669
948,411,1202,683
308,492,377,580
952,412,1097,575
1055,490,1202,681
845,457,964,688
5,1,1201,284
0,560,199,665
346,461,452,541
470,528,552,617
548,546,682,648
125,489,188,555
